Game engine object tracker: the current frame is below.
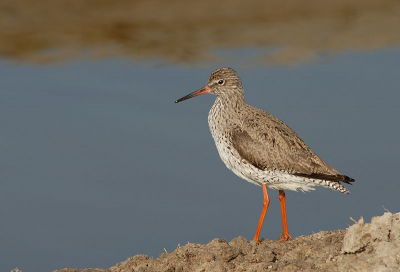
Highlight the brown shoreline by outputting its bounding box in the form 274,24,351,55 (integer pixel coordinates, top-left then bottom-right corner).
1,0,400,65
54,212,400,272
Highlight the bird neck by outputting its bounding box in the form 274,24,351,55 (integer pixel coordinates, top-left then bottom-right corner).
216,93,246,110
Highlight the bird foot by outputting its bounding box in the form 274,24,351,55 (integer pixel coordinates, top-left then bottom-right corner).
278,232,292,241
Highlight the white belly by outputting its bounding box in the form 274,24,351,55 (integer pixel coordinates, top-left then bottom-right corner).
207,99,349,194
210,130,321,192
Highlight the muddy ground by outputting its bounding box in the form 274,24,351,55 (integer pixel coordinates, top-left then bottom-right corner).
55,212,399,272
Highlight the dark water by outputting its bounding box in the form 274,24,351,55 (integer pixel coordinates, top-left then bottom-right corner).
1,1,400,271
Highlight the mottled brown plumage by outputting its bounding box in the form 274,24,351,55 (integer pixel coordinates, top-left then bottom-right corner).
175,67,355,242
230,106,354,185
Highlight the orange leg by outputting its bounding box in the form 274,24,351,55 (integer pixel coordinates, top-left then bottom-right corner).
278,190,292,241
253,184,270,243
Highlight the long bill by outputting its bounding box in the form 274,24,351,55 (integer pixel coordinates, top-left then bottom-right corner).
175,86,210,103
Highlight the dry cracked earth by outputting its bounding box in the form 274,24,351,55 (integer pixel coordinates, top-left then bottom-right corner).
55,212,400,272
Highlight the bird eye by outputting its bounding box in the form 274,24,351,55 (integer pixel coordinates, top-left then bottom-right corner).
218,80,224,85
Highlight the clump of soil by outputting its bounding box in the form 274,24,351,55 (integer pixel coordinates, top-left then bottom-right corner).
55,212,400,272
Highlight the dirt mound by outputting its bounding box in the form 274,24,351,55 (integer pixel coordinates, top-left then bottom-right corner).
55,212,400,272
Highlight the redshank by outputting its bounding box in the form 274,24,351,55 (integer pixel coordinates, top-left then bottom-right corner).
175,67,355,243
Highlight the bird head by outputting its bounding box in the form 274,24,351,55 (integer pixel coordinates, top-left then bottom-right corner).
175,67,244,103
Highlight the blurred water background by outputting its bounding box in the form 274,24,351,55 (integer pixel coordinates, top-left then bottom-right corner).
1,1,400,271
